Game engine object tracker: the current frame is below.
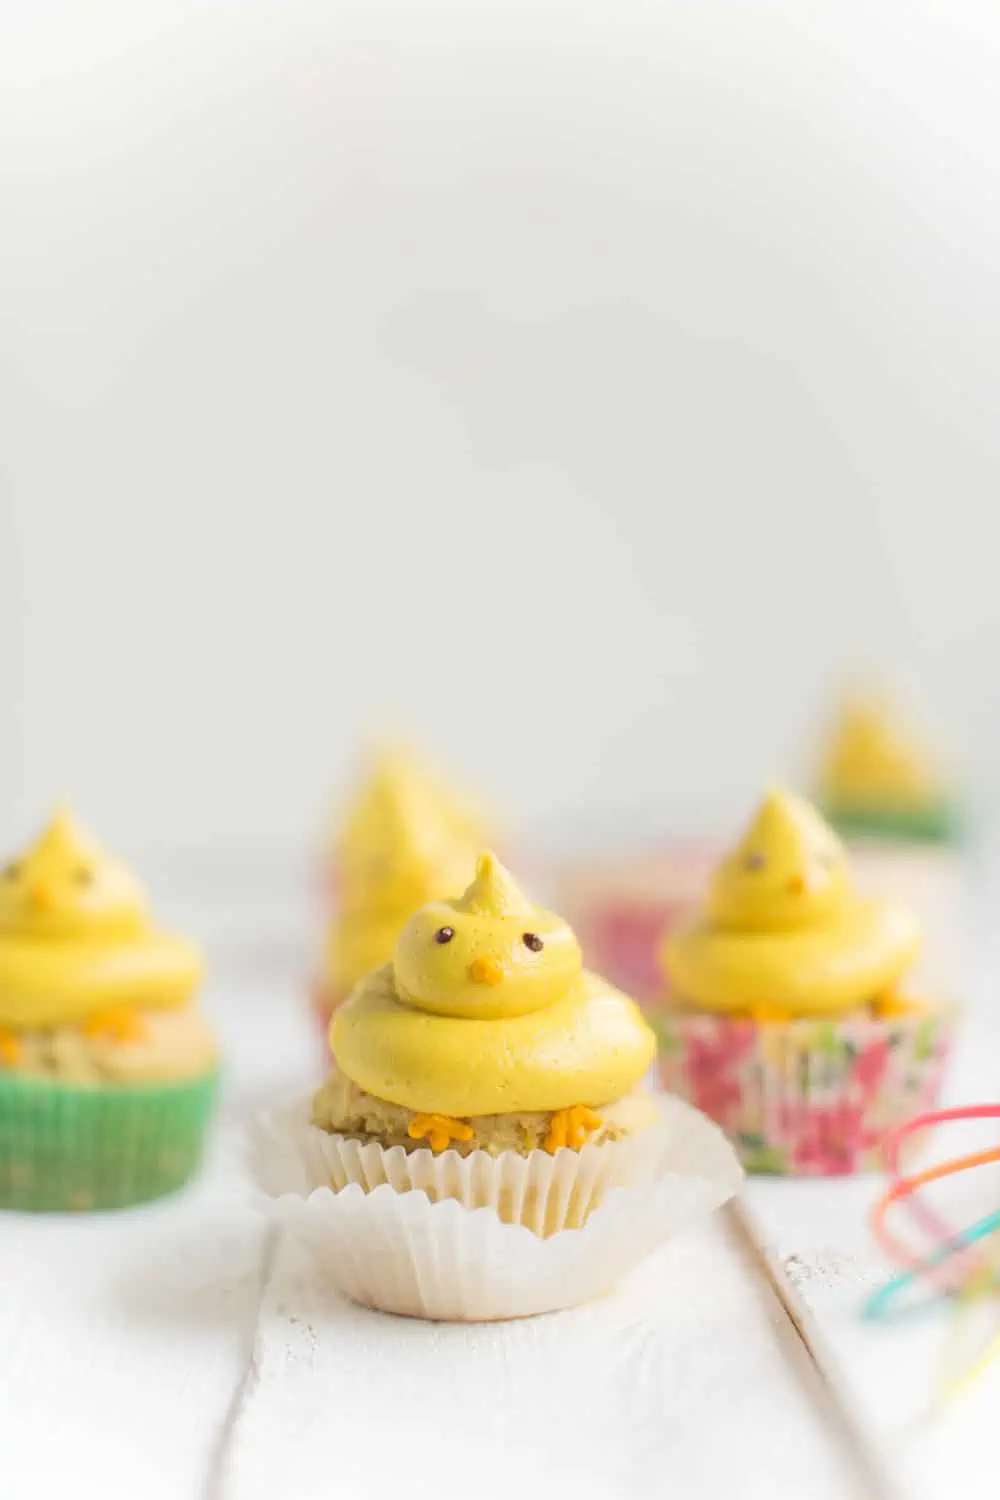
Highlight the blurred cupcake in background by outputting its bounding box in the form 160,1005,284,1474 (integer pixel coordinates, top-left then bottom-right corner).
313,746,498,1038
653,787,956,1175
0,807,218,1210
813,683,967,991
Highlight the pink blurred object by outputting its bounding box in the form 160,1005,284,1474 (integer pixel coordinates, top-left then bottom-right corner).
556,841,718,1003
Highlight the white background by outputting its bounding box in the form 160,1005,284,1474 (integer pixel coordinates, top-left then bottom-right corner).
2,0,999,858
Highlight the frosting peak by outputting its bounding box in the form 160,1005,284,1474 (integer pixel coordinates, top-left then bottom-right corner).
0,806,148,942
453,850,532,919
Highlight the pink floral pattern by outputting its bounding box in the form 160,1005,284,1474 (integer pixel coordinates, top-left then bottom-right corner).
781,1100,879,1176
654,1008,955,1175
683,1023,757,1131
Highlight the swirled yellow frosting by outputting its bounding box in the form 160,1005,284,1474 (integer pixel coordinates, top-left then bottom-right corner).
331,852,656,1115
325,748,488,995
0,808,203,1029
663,788,921,1017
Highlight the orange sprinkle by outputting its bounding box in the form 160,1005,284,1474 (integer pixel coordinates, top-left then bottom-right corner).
407,1113,474,1153
0,1029,22,1068
82,1006,147,1044
544,1105,603,1153
749,1005,791,1025
873,990,922,1018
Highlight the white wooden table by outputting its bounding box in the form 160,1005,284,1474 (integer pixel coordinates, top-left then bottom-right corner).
0,855,994,1500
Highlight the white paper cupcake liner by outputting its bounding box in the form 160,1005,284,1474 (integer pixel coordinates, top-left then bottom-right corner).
250,1093,742,1321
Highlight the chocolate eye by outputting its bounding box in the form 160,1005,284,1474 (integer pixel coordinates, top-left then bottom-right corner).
522,932,544,952
434,926,454,944
74,867,93,887
744,852,766,871
2,863,19,881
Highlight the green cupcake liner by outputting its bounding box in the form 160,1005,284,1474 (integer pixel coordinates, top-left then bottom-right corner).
821,799,960,845
0,1069,219,1211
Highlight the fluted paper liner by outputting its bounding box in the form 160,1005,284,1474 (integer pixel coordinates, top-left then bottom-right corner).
251,1093,743,1320
0,1069,219,1211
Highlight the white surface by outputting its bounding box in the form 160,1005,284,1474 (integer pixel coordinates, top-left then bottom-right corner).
222,1217,855,1500
0,1142,267,1500
3,1,1000,848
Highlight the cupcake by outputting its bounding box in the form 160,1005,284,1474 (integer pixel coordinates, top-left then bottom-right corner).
313,747,492,1034
816,687,959,843
653,788,956,1175
316,850,659,1173
0,807,219,1210
814,686,967,990
261,851,741,1320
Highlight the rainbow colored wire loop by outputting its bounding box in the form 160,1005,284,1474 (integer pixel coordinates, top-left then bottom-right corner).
866,1104,1000,1322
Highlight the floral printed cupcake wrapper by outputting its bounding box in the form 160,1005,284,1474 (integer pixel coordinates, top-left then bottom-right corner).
0,1069,219,1211
652,1008,955,1176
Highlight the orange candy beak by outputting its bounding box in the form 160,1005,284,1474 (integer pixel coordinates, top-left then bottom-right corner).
786,874,805,896
29,882,57,911
468,955,504,987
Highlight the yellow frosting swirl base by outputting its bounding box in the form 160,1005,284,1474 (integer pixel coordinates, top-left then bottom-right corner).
665,898,921,1017
331,964,656,1117
0,933,203,1029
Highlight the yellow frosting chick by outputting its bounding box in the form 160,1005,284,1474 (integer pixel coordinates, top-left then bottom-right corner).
818,692,943,812
394,852,583,1020
0,806,148,942
664,788,921,1017
335,749,482,916
707,788,848,933
331,851,656,1128
0,807,203,1030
